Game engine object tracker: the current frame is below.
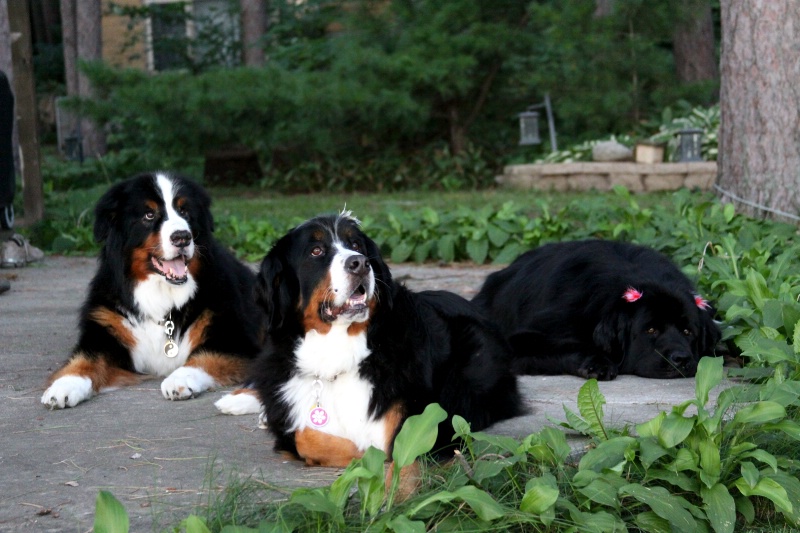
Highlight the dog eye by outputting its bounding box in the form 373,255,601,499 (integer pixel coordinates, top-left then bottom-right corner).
350,241,360,252
646,327,658,335
143,210,155,221
311,246,324,257
177,204,188,216
683,329,692,336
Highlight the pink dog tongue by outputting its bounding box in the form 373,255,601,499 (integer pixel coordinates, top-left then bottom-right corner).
152,256,187,279
161,258,186,278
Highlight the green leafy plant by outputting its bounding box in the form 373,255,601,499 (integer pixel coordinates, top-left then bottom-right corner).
562,358,800,531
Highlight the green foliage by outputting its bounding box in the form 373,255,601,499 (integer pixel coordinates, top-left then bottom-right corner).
95,357,796,531
73,0,720,186
94,491,129,533
532,102,720,164
646,102,721,161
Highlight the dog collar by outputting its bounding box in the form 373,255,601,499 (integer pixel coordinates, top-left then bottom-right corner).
308,373,344,428
159,311,178,358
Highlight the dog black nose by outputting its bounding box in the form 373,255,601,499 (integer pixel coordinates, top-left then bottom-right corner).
346,254,369,276
670,351,693,368
170,230,192,248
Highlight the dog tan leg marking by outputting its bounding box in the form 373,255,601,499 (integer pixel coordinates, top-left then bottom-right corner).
385,460,422,503
184,351,249,386
382,403,405,456
294,427,363,467
88,306,136,349
47,353,143,391
186,310,213,352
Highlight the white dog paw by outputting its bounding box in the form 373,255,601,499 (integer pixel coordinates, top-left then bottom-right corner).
214,391,263,415
41,376,93,409
161,367,215,401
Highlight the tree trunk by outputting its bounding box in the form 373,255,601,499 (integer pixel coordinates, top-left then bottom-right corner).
0,0,14,81
240,0,268,67
672,1,718,86
75,0,105,158
60,0,78,96
447,104,467,156
717,2,800,220
8,0,44,224
594,0,614,18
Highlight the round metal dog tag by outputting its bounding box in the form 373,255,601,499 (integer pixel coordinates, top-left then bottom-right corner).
309,406,329,428
164,340,179,358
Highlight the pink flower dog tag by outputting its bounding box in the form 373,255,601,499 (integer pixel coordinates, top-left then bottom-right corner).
309,407,329,428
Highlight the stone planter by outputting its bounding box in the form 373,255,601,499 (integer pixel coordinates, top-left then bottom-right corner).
495,162,717,192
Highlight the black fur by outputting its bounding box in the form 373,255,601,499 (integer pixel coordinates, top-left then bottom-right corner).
474,240,721,380
249,214,523,459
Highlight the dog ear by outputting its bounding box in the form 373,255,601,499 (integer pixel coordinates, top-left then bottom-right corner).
696,305,722,355
257,252,294,330
363,233,393,309
93,182,123,243
593,309,630,362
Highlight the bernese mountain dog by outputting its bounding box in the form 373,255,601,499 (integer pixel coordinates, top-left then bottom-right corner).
41,172,265,409
473,239,721,380
215,212,522,467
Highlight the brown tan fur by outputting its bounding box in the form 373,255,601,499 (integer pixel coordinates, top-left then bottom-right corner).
294,427,363,467
88,306,136,349
186,310,213,351
47,353,144,391
184,351,250,386
130,232,162,282
302,273,334,335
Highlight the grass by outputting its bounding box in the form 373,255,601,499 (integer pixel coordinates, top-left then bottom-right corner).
208,186,676,224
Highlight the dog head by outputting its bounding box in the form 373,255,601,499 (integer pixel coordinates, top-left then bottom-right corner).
257,212,392,334
594,284,721,378
94,172,212,287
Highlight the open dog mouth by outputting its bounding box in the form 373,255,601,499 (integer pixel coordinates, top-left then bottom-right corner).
321,284,369,321
150,255,190,285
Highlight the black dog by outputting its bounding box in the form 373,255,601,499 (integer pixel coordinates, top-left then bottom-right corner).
216,212,522,466
474,240,721,380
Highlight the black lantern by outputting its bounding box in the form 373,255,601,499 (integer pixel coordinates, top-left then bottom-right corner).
676,128,704,162
517,93,557,151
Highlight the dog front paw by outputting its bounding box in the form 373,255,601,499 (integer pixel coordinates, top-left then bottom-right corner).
41,376,93,409
577,357,619,381
161,367,215,401
214,391,262,415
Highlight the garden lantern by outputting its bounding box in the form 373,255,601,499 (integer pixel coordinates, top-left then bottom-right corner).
676,128,704,162
518,110,541,146
517,93,557,152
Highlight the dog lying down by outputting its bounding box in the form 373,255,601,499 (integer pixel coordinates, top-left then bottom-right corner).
473,239,722,380
216,212,523,467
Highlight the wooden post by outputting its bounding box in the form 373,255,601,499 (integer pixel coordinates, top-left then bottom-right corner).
8,0,43,225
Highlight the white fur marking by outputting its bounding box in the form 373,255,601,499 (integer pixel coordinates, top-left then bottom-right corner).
133,275,197,323
161,366,216,400
282,326,386,452
155,173,195,261
215,391,263,415
41,375,93,409
124,311,195,376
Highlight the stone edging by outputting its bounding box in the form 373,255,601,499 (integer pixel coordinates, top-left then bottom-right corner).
495,162,717,192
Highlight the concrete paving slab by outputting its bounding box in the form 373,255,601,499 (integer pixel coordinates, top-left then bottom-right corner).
0,256,730,532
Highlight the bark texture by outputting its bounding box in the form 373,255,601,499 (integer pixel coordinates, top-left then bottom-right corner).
240,0,268,67
673,1,718,85
718,1,800,219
